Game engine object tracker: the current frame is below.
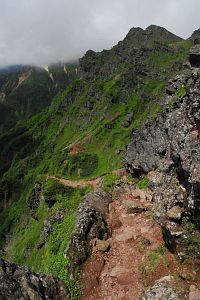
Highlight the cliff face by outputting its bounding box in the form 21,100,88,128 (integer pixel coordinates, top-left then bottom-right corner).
124,47,200,260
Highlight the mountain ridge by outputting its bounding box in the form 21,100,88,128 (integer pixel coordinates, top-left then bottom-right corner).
0,25,199,299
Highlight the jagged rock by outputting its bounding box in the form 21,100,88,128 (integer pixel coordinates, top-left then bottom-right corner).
65,189,111,276
189,285,200,300
142,275,189,300
190,28,200,45
92,238,111,252
115,226,137,242
189,45,200,67
54,210,64,223
166,85,176,95
124,64,200,260
79,25,183,83
123,199,146,214
27,181,43,219
43,218,53,235
0,258,70,300
36,218,54,249
166,206,183,220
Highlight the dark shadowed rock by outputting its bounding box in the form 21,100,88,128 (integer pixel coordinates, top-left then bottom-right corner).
65,189,111,276
190,28,200,45
27,181,43,220
189,45,200,67
0,258,70,300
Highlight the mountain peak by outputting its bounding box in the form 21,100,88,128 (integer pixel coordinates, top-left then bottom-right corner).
145,24,165,31
124,24,182,48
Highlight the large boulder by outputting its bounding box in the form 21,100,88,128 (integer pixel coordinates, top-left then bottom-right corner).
65,188,111,276
0,258,70,300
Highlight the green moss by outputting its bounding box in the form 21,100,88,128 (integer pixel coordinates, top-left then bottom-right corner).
66,153,98,178
103,173,120,193
138,246,168,278
179,220,200,259
2,181,90,299
43,179,74,205
176,86,187,98
138,176,149,189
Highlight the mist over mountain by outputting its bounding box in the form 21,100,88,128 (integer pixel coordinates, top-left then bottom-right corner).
0,0,200,67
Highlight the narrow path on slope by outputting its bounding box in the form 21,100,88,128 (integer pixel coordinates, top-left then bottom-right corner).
47,175,101,190
81,186,177,300
47,169,127,190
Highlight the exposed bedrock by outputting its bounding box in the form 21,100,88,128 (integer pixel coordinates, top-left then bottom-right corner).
0,258,70,300
124,65,200,260
65,188,111,277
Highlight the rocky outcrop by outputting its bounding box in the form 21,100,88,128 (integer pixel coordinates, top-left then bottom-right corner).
27,181,43,219
79,25,183,82
0,258,70,300
189,44,200,67
190,28,200,45
124,64,200,260
125,25,182,48
65,188,111,276
142,276,189,300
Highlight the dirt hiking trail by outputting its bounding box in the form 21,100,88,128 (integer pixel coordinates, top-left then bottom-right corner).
81,184,177,300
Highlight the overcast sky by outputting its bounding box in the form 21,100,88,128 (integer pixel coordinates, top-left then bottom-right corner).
0,0,199,67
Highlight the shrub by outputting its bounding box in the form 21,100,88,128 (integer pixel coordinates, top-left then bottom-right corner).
103,173,120,192
66,153,98,177
138,176,149,189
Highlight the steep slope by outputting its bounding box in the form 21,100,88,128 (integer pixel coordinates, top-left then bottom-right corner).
0,25,196,298
0,63,77,134
124,45,200,291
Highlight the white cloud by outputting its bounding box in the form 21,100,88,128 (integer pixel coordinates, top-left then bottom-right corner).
0,0,199,67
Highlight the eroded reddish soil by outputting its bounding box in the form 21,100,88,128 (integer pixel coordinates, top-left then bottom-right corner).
81,186,177,300
47,175,101,190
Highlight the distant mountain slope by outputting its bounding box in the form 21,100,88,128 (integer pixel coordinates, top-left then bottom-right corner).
0,63,77,133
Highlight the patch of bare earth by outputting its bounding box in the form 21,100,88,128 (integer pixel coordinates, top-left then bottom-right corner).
81,186,177,300
47,175,101,190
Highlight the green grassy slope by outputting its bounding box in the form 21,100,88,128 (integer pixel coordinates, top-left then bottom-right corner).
0,27,193,298
0,63,77,134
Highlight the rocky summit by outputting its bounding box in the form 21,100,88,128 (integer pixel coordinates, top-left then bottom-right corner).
1,25,200,300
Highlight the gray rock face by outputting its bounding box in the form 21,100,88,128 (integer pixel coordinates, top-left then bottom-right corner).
27,181,43,219
142,276,189,300
189,45,200,67
65,188,111,276
190,28,200,45
124,65,200,259
0,258,70,300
